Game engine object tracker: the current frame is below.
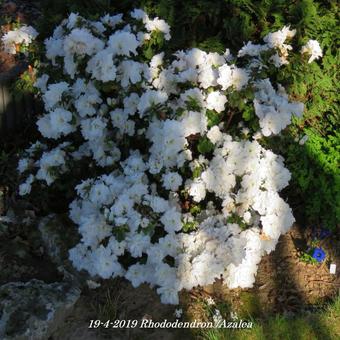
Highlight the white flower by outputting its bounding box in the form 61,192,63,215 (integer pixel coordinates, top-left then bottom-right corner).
34,74,49,93
301,39,323,63
198,66,218,88
125,263,147,288
238,42,269,57
145,17,171,40
254,79,304,136
270,52,289,68
91,245,122,279
146,195,170,213
130,9,149,21
206,91,227,113
127,233,151,257
64,28,104,56
86,280,101,289
43,82,69,110
123,93,140,115
263,26,296,49
86,49,117,82
160,208,182,233
89,183,112,206
299,135,309,145
150,52,165,68
217,64,249,90
81,117,107,141
2,25,38,54
75,88,103,117
162,172,183,191
37,108,75,139
213,309,223,326
36,147,67,185
18,158,31,173
118,60,144,87
207,126,223,144
206,296,215,305
243,211,252,223
157,285,180,305
137,90,168,116
19,175,34,196
230,67,249,90
108,31,139,56
188,179,206,202
101,13,123,27
216,64,232,90
50,108,74,134
174,308,183,318
66,13,80,30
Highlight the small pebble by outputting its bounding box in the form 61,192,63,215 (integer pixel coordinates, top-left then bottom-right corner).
329,263,336,275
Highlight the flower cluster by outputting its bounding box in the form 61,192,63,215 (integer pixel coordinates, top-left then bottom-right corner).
16,11,322,304
1,25,38,54
301,39,323,63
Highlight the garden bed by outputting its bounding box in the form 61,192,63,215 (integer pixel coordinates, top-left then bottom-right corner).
0,1,339,339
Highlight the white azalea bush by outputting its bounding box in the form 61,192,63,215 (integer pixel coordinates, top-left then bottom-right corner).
16,10,322,304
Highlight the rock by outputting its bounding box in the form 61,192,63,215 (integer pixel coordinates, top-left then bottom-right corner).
0,279,80,340
38,214,91,288
38,214,79,266
3,2,17,14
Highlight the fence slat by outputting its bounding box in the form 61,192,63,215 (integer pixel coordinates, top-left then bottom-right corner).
0,62,39,137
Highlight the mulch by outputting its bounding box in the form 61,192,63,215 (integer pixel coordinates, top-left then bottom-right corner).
184,224,340,318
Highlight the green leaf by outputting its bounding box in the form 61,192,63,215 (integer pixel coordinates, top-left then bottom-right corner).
182,221,198,232
192,166,202,179
242,106,254,121
197,137,214,154
206,109,221,128
143,44,154,60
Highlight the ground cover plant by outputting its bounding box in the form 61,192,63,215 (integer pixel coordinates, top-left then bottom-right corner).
4,7,331,305
197,294,340,340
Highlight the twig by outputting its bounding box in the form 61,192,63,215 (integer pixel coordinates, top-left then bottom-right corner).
308,280,340,286
226,110,234,129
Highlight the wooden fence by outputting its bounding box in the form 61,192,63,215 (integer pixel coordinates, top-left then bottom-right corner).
0,62,41,137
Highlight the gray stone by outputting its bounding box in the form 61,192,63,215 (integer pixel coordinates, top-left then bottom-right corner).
38,214,93,289
38,214,79,266
0,279,80,340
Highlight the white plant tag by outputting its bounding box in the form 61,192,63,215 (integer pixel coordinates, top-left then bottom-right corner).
329,263,336,274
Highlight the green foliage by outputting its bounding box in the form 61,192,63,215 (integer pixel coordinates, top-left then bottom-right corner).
112,224,130,242
12,70,36,98
238,291,262,319
140,221,156,236
189,204,202,216
197,137,214,154
192,165,202,179
300,252,319,265
143,30,166,59
226,213,247,230
197,295,340,339
186,96,202,112
206,109,222,128
182,220,198,232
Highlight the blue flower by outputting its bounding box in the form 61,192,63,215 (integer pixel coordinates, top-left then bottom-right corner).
312,248,326,263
